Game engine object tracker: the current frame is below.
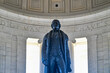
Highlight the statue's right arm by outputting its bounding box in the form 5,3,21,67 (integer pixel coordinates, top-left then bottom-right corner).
42,34,48,66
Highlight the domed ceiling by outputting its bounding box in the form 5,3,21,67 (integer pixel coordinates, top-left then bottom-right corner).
0,0,110,16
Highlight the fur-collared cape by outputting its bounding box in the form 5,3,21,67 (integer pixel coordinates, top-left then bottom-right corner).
42,30,71,73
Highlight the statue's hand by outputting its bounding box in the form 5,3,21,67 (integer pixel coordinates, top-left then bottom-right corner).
43,59,48,66
67,67,72,72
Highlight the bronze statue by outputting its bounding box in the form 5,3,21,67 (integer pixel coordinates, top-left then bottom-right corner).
42,19,72,73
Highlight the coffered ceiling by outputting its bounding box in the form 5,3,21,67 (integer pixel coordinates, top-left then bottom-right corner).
0,0,110,16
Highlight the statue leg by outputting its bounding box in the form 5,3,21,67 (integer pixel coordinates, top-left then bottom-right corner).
56,56,66,73
50,56,56,73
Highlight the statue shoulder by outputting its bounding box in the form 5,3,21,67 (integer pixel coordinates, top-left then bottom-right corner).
44,33,49,39
60,30,69,40
43,30,52,40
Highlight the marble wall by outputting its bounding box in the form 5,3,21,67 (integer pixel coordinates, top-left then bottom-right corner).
0,8,110,73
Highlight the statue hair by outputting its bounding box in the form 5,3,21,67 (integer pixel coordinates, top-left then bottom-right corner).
51,19,61,29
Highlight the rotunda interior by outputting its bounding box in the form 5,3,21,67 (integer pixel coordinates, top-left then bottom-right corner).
0,0,110,73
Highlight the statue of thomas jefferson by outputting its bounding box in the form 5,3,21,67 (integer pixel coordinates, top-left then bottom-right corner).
42,19,72,73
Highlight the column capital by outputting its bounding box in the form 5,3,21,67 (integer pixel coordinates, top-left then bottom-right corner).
69,38,76,43
86,35,98,40
38,39,43,44
72,39,76,43
17,36,27,41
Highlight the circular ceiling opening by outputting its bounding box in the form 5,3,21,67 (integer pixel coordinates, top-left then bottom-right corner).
0,0,110,17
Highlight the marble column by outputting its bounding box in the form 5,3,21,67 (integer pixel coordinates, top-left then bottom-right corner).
0,33,6,73
17,36,27,73
0,33,18,73
38,39,45,73
102,34,109,73
68,41,74,73
97,33,109,73
87,35,97,73
40,43,45,73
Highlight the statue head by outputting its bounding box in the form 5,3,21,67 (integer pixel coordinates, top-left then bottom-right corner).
51,19,61,30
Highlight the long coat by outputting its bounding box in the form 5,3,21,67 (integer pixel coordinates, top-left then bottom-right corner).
42,30,71,73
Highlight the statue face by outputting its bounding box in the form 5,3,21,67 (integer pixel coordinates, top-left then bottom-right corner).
51,20,61,30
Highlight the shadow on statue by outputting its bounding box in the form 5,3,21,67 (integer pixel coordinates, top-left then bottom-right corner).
42,19,72,73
